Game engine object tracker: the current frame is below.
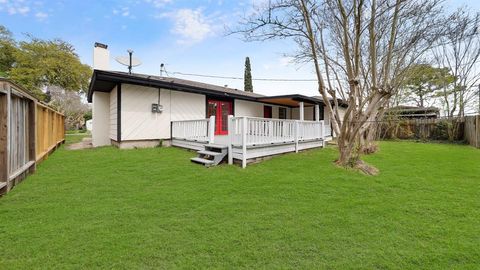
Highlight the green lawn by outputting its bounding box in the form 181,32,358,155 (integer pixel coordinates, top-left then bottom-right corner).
0,141,479,269
64,133,90,144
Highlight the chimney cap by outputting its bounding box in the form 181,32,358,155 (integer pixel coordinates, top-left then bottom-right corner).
94,42,108,49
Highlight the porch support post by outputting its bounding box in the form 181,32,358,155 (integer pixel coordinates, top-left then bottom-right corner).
208,115,215,143
228,115,233,165
315,104,320,121
294,120,299,153
242,117,247,168
299,102,304,121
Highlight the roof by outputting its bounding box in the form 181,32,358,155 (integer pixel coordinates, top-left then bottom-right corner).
311,96,349,107
387,106,440,113
88,70,264,102
87,70,332,108
258,95,326,107
386,106,440,118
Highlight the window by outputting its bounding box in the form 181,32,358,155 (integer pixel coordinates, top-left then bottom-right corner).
279,107,287,119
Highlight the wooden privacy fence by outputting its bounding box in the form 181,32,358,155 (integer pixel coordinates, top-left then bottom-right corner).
36,103,65,160
0,79,65,195
378,115,480,148
378,117,465,141
464,115,480,148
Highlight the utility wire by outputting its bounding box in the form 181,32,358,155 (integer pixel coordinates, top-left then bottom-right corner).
171,71,318,82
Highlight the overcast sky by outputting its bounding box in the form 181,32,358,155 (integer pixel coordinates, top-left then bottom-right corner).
1,0,479,97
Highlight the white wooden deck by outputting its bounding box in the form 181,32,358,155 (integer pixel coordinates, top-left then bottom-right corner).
171,116,331,168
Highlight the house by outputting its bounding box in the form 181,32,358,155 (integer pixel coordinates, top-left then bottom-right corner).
385,106,440,119
88,43,346,167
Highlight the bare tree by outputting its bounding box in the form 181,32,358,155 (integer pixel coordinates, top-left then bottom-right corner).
233,0,443,172
47,86,90,130
433,9,480,118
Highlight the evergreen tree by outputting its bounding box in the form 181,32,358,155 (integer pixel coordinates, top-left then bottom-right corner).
244,57,253,92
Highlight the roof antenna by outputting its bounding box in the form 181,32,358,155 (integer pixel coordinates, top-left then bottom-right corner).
115,49,142,74
160,63,170,77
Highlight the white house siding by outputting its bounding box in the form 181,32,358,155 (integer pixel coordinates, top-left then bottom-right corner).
92,91,111,147
234,99,290,119
235,100,263,117
109,86,117,140
171,91,206,121
121,84,205,141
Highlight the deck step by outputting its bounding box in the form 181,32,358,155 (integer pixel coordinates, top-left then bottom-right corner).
205,144,228,149
198,150,224,156
190,157,215,166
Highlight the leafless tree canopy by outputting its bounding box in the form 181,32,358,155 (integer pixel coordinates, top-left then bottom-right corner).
432,9,480,117
233,0,445,169
48,86,90,130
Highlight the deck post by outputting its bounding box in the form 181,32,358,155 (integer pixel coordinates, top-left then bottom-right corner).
299,102,304,121
294,120,299,153
208,115,215,143
321,120,326,147
228,115,233,165
242,117,247,168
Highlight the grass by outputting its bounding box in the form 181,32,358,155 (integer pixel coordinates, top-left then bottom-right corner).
0,141,479,269
64,133,90,144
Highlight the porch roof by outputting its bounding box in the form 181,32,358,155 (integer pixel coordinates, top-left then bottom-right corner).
257,95,323,107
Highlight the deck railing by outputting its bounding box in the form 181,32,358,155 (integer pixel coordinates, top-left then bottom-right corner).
228,116,325,167
171,116,215,143
171,116,326,168
230,117,297,146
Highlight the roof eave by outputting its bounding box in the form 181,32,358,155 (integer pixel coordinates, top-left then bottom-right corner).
88,70,261,103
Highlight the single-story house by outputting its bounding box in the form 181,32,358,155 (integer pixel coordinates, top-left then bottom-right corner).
88,43,346,167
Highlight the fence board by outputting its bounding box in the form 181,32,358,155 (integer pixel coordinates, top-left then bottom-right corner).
465,116,480,148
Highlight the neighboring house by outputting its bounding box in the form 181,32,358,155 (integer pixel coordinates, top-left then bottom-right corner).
88,43,346,167
86,119,93,131
385,106,440,119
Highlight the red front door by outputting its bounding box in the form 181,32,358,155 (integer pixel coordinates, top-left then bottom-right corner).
264,106,272,118
207,100,232,135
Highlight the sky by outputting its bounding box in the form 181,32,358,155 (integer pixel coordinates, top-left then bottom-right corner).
1,0,479,97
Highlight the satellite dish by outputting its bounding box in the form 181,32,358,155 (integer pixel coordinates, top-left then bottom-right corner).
115,49,142,74
115,56,142,67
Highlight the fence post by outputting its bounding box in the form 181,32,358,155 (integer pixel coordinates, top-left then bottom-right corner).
0,88,8,185
242,117,247,168
477,115,480,148
294,120,299,153
6,85,11,182
228,115,233,165
208,116,215,144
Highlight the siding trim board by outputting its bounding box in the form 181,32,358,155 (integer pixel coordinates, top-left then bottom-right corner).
117,83,121,142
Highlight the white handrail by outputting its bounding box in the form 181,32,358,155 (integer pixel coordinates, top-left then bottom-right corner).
171,117,215,143
229,117,324,147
